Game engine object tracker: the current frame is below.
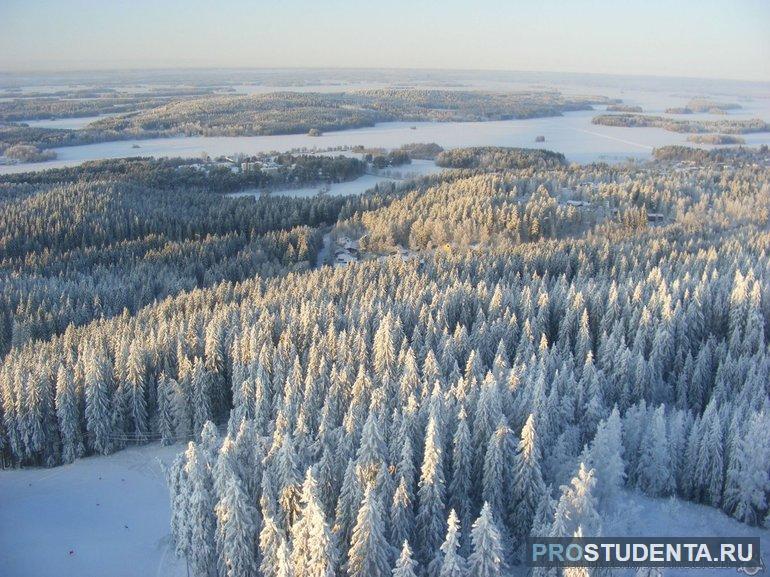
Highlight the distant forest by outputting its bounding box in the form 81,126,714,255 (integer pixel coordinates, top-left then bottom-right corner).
1,90,613,159
592,113,769,135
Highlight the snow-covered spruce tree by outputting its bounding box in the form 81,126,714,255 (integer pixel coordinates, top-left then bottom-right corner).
583,406,625,507
55,363,84,463
636,405,674,497
84,344,113,455
290,469,337,577
510,413,545,537
191,357,214,439
334,458,363,565
723,410,770,525
276,537,294,577
481,419,516,530
215,475,260,577
168,450,191,560
126,340,149,440
472,374,503,488
529,487,555,538
259,500,285,577
467,503,504,577
552,463,601,538
693,399,724,507
356,411,388,488
436,509,467,577
275,432,303,532
346,486,392,577
393,541,419,577
417,414,447,565
185,441,217,577
449,405,473,552
391,476,415,551
156,372,177,446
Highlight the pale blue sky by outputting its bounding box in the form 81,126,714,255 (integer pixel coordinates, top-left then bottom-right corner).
1,0,768,81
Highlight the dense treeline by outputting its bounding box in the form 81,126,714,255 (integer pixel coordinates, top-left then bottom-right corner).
0,87,221,121
652,144,770,163
0,147,768,577
435,147,567,170
592,113,769,135
0,122,125,152
348,174,590,252
686,134,745,145
0,155,365,192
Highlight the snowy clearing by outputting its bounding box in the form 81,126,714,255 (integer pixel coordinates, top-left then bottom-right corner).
604,492,770,576
0,442,187,577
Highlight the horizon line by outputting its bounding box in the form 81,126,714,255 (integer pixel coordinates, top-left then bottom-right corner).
1,65,769,87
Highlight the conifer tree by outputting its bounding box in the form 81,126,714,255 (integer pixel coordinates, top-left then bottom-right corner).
584,407,625,506
85,346,113,455
510,414,545,537
449,405,472,549
55,364,84,463
391,476,415,550
157,373,176,446
437,509,467,577
347,487,391,577
185,442,217,577
417,415,447,563
724,411,770,525
392,541,419,577
126,341,148,440
467,503,503,577
694,400,724,507
636,405,674,497
215,475,259,577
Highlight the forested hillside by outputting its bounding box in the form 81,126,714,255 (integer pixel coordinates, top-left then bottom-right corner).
0,146,768,577
0,155,376,354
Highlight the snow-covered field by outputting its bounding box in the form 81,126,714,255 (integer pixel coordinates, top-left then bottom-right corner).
0,443,187,577
1,440,767,577
604,493,770,576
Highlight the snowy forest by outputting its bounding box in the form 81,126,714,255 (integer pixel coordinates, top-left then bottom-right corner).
1,144,769,577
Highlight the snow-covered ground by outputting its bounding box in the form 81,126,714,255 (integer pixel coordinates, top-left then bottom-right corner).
0,443,187,577
604,492,770,577
1,440,767,577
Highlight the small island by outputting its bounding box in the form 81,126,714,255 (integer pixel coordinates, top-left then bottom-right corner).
686,134,746,145
593,113,768,135
607,104,643,113
665,98,742,115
